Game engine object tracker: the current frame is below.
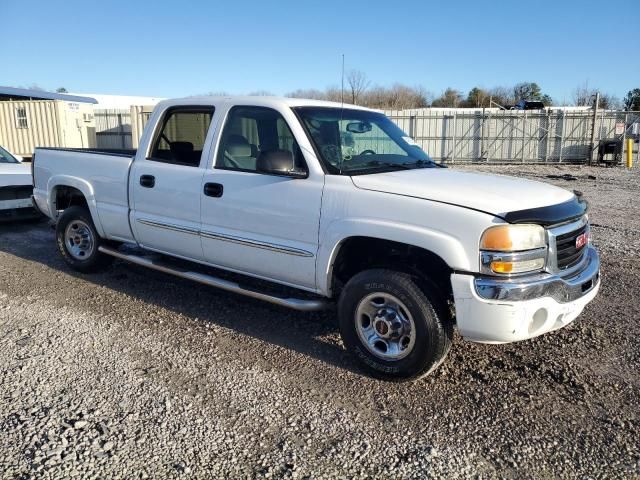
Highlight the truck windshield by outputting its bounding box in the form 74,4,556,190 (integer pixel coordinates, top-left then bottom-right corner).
294,107,437,175
0,146,19,164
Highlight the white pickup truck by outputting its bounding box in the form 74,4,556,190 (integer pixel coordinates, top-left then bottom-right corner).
32,96,600,379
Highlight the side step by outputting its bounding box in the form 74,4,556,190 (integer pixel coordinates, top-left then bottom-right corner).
98,246,332,312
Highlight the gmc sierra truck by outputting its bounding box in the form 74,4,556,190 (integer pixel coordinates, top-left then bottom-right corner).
32,96,600,380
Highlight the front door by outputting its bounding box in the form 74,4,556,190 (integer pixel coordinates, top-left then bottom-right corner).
130,106,215,261
200,106,323,290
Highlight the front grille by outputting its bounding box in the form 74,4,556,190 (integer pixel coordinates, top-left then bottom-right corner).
555,224,588,270
0,185,33,201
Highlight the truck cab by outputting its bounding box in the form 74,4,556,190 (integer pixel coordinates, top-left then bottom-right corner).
32,96,601,380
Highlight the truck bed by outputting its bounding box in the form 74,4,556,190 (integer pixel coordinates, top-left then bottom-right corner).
36,147,137,157
32,147,136,242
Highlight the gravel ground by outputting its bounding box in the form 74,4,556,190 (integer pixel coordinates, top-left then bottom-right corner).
1,164,639,479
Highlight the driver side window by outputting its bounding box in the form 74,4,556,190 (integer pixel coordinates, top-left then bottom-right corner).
216,106,305,173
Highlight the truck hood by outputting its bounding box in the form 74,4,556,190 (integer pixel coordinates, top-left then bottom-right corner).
0,163,32,187
350,168,575,219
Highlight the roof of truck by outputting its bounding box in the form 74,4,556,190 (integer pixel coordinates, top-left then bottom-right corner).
159,95,377,112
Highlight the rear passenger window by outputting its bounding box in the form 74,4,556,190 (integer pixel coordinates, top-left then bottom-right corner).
149,107,214,167
216,106,306,172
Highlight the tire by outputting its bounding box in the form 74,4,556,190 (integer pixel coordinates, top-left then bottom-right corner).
338,269,453,381
55,206,113,273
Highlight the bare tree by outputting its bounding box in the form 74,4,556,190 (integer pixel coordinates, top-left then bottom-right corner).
324,86,343,103
248,90,274,96
599,93,621,110
346,69,370,105
286,89,327,100
572,81,592,106
487,86,514,107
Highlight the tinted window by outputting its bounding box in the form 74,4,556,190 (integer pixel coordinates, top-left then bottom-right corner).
0,146,19,164
216,106,305,173
149,108,214,167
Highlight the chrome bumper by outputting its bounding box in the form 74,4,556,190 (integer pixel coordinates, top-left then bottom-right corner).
474,246,600,303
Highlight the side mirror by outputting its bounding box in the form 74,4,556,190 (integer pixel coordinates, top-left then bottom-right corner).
257,150,307,178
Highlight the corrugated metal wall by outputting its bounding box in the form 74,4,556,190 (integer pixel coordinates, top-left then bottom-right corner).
0,100,61,156
130,106,154,149
383,109,637,163
95,109,132,149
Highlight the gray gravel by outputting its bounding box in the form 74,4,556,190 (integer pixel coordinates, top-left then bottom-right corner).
1,164,639,479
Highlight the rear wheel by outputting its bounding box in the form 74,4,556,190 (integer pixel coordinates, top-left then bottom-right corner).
56,206,113,273
338,269,452,380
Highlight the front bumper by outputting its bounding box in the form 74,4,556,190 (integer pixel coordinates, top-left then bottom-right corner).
0,198,40,222
451,246,600,343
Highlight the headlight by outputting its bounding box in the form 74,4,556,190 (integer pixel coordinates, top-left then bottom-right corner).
480,224,547,275
480,224,546,251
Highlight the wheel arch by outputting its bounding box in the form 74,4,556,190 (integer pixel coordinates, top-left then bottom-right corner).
323,235,456,302
47,176,105,237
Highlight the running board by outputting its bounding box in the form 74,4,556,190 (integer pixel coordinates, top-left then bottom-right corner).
98,246,331,312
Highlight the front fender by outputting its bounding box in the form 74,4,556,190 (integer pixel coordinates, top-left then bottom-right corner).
316,218,471,296
47,175,106,237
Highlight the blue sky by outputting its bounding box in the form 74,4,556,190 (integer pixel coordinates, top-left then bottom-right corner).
2,0,637,103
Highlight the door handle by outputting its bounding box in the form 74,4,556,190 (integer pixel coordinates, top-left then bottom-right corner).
204,182,223,198
140,175,155,188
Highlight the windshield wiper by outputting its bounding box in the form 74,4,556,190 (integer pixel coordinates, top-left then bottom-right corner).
346,159,442,175
401,159,443,169
361,160,412,170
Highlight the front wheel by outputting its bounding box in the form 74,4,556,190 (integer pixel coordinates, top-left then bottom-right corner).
338,269,452,380
56,206,113,273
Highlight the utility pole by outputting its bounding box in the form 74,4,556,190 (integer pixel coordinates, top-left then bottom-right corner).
589,92,600,166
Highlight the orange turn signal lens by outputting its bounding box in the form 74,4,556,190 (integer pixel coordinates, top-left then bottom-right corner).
490,261,514,273
480,224,546,252
489,258,545,274
481,226,514,251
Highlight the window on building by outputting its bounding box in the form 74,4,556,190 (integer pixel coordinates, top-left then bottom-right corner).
15,108,29,129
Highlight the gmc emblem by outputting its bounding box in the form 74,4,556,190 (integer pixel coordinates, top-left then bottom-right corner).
575,231,588,250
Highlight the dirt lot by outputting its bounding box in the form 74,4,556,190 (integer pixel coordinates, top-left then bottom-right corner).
1,165,638,479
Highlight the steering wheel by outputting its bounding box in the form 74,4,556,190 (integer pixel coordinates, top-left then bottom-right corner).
360,149,376,155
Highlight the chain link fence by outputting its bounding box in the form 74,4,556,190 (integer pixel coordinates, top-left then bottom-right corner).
96,106,640,165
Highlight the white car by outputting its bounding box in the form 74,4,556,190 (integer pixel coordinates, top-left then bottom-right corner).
32,96,600,380
0,145,40,221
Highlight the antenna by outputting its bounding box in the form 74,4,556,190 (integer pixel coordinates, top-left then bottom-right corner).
341,53,345,106
339,54,345,174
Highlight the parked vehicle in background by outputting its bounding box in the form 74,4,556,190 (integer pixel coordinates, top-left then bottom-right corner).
512,100,546,110
32,96,600,380
0,145,40,221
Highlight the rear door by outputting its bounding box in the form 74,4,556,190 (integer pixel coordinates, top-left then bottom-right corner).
130,106,215,261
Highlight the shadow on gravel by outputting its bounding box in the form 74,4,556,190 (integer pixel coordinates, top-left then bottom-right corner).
0,222,363,376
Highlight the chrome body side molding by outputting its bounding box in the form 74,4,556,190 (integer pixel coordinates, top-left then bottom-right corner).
137,218,314,257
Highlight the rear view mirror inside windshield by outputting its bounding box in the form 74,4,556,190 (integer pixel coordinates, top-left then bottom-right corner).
346,121,372,134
